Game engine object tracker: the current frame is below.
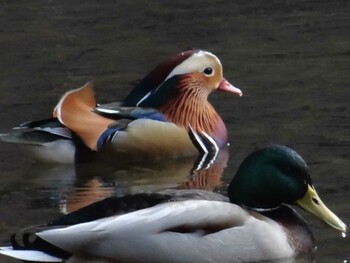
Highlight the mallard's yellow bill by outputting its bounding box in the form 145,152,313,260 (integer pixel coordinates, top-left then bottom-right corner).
297,184,347,233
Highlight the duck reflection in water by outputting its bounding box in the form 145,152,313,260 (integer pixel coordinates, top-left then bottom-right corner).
62,147,229,213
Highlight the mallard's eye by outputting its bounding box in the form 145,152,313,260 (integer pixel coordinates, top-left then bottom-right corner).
203,67,214,75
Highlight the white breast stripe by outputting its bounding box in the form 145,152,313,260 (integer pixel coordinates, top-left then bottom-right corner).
193,152,209,171
188,124,208,154
201,131,219,159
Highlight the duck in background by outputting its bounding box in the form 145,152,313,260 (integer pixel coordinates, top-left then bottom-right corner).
0,145,346,263
0,49,242,164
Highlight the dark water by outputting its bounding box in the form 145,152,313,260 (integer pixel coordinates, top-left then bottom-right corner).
0,0,349,262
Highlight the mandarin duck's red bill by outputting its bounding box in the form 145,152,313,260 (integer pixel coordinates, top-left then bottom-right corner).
218,79,242,96
1,49,242,163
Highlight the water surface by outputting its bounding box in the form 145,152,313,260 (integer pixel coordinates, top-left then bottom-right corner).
0,0,349,262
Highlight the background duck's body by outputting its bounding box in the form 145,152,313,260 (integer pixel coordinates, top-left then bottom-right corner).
0,50,242,163
0,146,346,263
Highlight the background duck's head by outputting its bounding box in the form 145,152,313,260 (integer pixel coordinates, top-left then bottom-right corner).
155,49,237,94
228,145,347,233
123,49,242,107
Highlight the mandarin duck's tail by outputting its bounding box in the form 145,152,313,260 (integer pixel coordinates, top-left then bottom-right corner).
53,83,115,151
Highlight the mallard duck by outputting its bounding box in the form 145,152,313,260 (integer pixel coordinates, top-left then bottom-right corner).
0,145,346,262
0,49,242,163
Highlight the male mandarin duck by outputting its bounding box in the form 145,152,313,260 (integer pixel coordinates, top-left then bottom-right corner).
0,145,346,263
0,49,242,163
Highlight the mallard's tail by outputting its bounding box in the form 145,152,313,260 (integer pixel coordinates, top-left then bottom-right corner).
53,83,114,151
0,247,63,262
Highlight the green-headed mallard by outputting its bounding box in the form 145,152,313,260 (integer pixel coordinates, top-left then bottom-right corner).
0,145,346,262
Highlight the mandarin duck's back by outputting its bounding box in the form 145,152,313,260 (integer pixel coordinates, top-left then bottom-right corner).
54,50,242,161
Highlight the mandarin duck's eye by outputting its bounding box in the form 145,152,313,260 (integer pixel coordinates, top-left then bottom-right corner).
203,67,214,75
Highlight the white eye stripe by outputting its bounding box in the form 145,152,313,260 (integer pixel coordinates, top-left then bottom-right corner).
164,51,220,82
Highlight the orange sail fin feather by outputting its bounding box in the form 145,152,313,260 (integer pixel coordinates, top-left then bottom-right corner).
53,83,115,151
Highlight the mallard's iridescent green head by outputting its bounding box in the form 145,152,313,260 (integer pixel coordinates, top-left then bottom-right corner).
228,145,311,209
228,145,347,233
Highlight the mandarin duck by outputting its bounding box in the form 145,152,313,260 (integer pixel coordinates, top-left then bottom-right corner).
0,145,346,263
0,50,242,163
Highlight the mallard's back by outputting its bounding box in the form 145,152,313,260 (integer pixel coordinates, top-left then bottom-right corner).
38,200,299,263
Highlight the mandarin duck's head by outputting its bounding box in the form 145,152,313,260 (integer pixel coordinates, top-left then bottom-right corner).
123,49,242,107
